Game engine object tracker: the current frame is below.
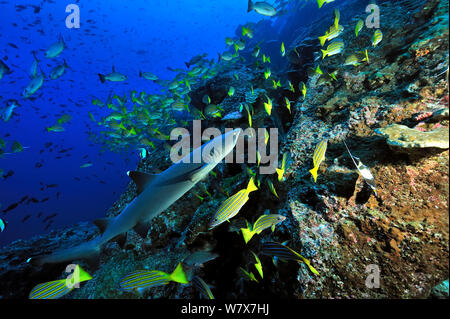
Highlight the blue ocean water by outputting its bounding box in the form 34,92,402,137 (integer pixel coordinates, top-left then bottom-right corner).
0,0,324,246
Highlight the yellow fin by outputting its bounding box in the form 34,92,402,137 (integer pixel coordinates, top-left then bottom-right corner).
246,177,258,193
169,263,189,284
309,166,318,183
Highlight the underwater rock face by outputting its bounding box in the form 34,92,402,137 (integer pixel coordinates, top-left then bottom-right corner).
375,124,449,150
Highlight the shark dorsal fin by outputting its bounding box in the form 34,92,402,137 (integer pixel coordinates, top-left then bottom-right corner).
94,217,112,234
127,171,158,194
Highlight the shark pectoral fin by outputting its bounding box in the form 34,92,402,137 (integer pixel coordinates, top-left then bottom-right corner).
127,171,159,194
111,233,127,249
94,218,112,234
133,221,150,238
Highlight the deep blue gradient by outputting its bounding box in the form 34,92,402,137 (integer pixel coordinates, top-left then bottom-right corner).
0,0,342,246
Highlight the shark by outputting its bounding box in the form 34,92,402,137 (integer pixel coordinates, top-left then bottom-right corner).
31,128,242,265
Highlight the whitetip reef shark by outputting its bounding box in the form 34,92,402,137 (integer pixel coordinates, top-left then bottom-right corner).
31,128,242,265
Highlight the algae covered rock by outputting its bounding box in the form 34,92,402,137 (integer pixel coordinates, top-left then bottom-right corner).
375,124,449,150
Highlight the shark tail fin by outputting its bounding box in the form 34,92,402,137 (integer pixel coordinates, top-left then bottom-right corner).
169,263,189,284
29,238,101,266
309,166,318,183
98,73,106,83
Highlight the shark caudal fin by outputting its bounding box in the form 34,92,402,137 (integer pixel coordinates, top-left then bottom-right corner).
98,73,106,83
29,238,102,266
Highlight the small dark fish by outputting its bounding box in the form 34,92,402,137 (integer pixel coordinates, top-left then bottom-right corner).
3,170,14,180
3,202,19,213
22,214,31,223
46,184,58,188
42,213,57,223
19,196,29,203
40,197,49,203
7,43,18,49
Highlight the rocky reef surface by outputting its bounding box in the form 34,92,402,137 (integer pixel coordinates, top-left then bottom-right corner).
0,0,448,299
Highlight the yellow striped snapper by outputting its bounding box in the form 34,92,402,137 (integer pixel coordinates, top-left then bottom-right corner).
225,37,234,46
284,97,291,113
267,179,279,198
1,99,20,122
240,266,259,282
119,263,188,293
318,24,344,47
334,8,340,29
317,0,335,9
355,19,364,37
0,217,7,232
240,214,286,244
264,96,272,116
45,36,65,58
299,81,307,99
192,276,215,299
209,177,258,229
49,60,69,80
29,265,92,299
344,50,369,66
139,71,158,81
29,51,39,78
242,25,254,38
276,152,288,182
0,59,12,80
372,29,383,47
98,66,127,83
251,251,263,279
247,0,276,16
309,139,327,182
260,241,319,275
321,40,344,59
218,51,236,61
23,70,44,98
